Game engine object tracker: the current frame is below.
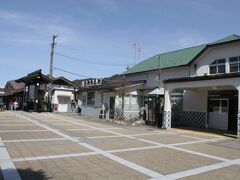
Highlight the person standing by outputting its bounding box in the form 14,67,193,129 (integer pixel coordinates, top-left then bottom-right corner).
13,101,18,111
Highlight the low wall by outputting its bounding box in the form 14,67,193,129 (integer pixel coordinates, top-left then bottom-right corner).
172,111,207,128
114,109,139,119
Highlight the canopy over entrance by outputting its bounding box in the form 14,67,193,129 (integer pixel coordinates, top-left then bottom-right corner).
149,88,164,95
163,72,240,138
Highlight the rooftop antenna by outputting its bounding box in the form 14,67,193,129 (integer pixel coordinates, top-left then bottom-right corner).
158,55,161,89
137,43,143,63
133,43,137,65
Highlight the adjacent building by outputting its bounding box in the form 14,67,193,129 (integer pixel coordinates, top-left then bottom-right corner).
74,75,146,119
0,87,5,105
51,76,78,112
16,69,78,112
3,80,25,110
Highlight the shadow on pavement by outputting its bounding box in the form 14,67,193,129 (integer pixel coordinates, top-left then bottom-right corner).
18,168,50,180
0,168,50,180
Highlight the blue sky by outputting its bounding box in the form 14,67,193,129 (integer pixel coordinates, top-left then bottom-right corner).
0,0,240,87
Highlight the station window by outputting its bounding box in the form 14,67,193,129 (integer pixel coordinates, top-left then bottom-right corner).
171,89,183,113
209,59,226,74
229,56,240,73
87,92,95,105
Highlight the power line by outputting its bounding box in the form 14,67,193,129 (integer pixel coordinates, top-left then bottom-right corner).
53,67,122,89
54,52,131,67
53,67,93,79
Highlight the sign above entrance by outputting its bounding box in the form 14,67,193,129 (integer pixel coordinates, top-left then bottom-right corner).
81,79,102,87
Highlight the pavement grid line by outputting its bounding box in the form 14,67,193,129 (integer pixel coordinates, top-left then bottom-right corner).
44,113,138,139
46,114,240,173
0,124,35,127
11,111,165,178
43,113,221,142
139,138,229,162
45,113,230,161
87,132,176,139
3,137,68,143
66,127,122,131
0,138,21,180
11,137,225,162
150,158,240,180
0,129,48,133
6,111,239,180
35,112,238,179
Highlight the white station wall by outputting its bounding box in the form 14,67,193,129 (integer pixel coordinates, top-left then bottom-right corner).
190,42,240,76
52,90,74,104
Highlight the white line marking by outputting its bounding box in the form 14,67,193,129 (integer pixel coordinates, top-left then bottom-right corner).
0,124,35,126
12,112,81,142
87,135,122,139
12,145,164,162
43,114,138,139
49,116,123,133
138,138,229,162
13,112,165,178
12,138,227,162
3,138,68,143
0,129,48,133
79,142,164,178
50,123,77,126
150,158,240,180
14,112,232,180
108,145,164,153
13,152,98,162
87,132,175,139
168,138,226,147
66,127,122,131
46,113,229,160
178,134,206,140
0,121,29,123
0,138,21,180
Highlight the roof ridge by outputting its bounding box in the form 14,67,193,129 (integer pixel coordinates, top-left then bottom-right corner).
156,44,206,57
209,34,240,45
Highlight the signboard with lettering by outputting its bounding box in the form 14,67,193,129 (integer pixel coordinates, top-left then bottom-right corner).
81,79,102,87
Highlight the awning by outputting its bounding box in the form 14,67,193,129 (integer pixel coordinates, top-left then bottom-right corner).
149,88,164,95
114,83,144,91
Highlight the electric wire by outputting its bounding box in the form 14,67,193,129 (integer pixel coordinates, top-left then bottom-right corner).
54,52,131,67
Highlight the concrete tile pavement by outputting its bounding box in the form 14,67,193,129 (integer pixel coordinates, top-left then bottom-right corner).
0,111,240,180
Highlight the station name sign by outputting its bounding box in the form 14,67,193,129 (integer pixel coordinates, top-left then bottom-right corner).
81,79,102,87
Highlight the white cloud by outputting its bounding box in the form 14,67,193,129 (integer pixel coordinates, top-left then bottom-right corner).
0,10,78,45
0,10,22,20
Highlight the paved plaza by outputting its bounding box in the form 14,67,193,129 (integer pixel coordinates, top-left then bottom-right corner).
0,111,240,180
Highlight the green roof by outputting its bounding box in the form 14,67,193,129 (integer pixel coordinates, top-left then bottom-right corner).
209,34,240,45
124,34,240,75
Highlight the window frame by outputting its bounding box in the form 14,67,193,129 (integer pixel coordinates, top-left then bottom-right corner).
87,91,95,106
209,58,226,75
229,56,240,73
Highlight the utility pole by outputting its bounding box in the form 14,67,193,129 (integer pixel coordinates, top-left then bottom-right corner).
48,33,58,112
49,33,58,77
